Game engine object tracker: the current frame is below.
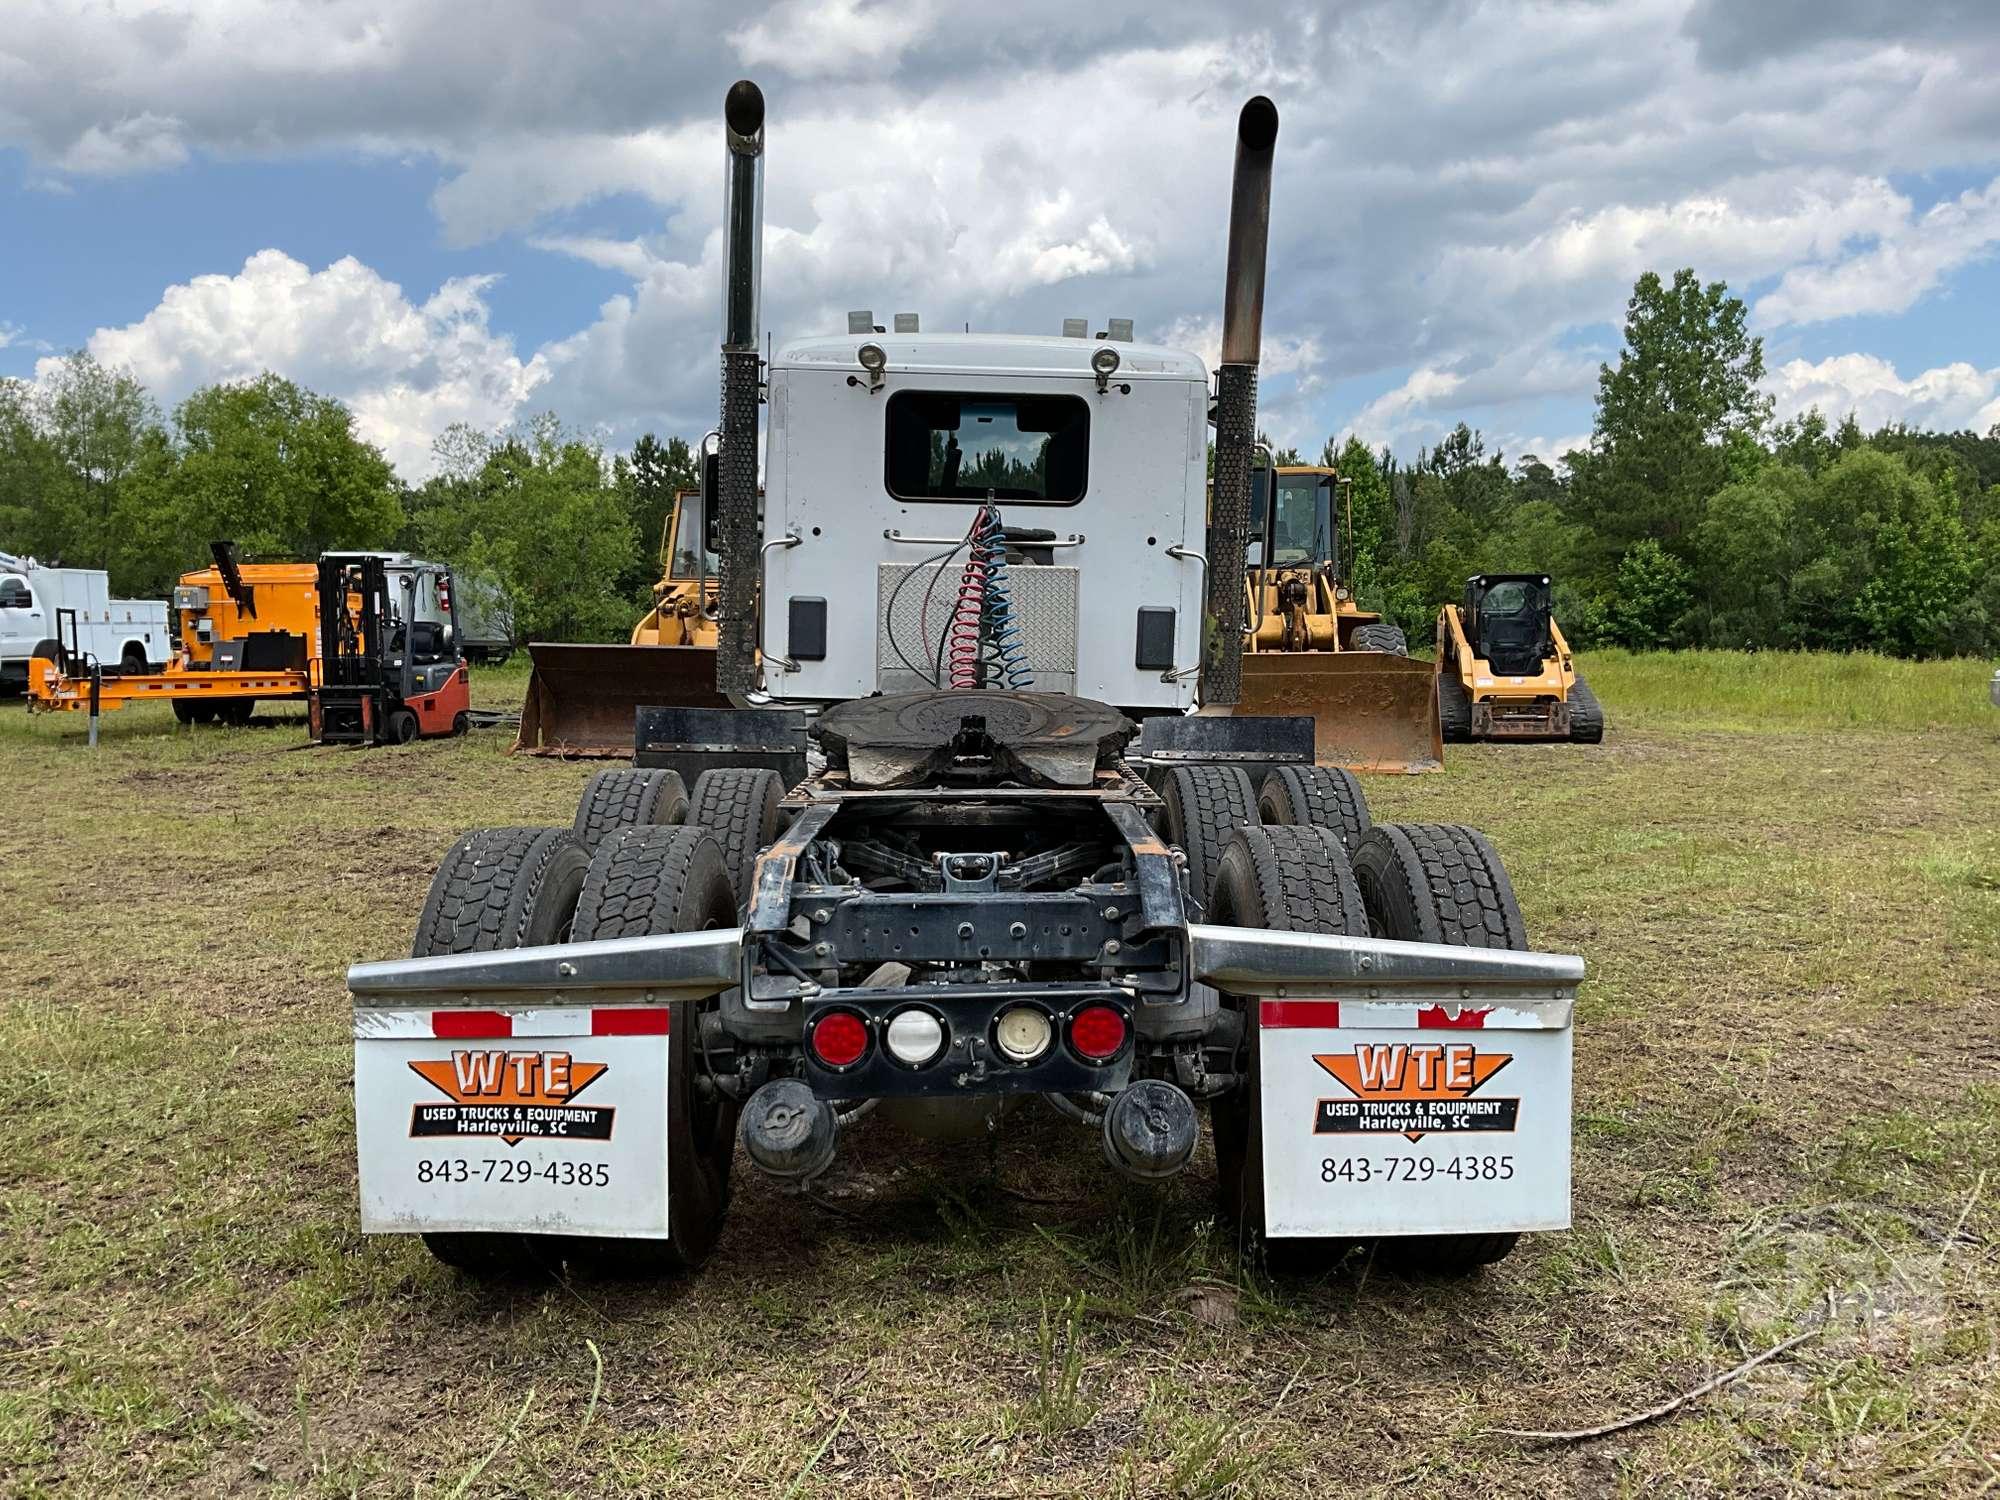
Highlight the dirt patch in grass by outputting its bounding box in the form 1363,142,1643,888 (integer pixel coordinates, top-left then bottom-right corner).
2,661,1997,1495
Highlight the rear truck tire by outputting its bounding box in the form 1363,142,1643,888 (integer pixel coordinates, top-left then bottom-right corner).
1350,821,1530,1275
573,768,690,849
1257,765,1371,853
386,708,419,745
1438,665,1473,743
1207,824,1370,1274
1351,621,1409,656
407,825,591,1277
119,643,147,674
1568,677,1605,743
1157,764,1259,919
557,825,741,1275
686,768,784,910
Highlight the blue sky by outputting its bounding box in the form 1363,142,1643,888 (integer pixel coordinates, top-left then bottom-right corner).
4,0,1997,478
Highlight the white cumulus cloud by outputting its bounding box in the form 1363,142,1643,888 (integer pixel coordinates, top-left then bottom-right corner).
1764,352,2000,435
1754,177,2000,328
7,1,2000,464
730,0,937,78
55,251,549,477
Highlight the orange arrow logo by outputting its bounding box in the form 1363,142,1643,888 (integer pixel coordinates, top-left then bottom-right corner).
409,1051,609,1145
1314,1043,1512,1141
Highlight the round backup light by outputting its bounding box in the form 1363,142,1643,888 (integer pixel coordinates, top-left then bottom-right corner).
994,1005,1054,1064
1068,1004,1128,1062
809,1010,869,1069
885,1008,946,1066
1091,346,1121,377
857,342,888,374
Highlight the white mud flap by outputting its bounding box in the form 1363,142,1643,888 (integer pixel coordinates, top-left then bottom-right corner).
1258,998,1571,1238
354,1006,672,1239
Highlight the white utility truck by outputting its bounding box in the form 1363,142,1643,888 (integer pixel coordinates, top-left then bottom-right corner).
0,551,168,690
345,84,1582,1281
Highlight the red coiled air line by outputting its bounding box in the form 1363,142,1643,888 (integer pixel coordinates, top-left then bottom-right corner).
946,506,993,688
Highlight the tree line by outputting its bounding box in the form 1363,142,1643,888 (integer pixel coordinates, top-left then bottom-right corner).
1284,270,2000,658
4,266,1997,658
0,361,698,645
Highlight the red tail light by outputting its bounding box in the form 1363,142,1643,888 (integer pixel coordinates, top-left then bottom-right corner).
809,1010,869,1068
1068,1005,1128,1062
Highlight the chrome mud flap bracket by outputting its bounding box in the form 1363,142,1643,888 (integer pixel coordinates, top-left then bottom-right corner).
1191,925,1582,1239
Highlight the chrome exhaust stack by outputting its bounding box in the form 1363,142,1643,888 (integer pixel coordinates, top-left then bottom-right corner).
1203,96,1280,707
716,79,765,698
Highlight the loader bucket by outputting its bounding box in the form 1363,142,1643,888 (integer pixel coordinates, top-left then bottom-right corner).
515,642,728,757
1233,650,1444,773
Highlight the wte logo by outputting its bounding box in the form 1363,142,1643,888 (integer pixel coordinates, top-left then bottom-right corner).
1312,1042,1517,1141
407,1051,614,1146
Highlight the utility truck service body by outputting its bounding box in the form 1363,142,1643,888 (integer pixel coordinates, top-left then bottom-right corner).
0,553,166,686
348,84,1583,1281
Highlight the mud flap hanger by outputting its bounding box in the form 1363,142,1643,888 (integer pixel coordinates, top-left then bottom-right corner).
1191,925,1581,1016
347,926,1582,1014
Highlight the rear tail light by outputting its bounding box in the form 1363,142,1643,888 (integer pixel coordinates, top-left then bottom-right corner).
994,1005,1053,1063
884,1008,946,1066
1067,1004,1128,1062
808,1010,869,1068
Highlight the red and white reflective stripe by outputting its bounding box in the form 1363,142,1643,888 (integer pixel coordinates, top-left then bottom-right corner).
353,1007,672,1040
1259,999,1492,1031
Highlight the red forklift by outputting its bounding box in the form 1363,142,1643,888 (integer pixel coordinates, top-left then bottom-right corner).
311,553,472,745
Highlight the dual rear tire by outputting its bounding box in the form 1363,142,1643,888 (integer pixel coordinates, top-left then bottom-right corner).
573,766,783,911
1206,808,1532,1277
410,820,739,1279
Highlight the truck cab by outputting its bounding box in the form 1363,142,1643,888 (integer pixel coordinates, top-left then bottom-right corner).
759,332,1208,711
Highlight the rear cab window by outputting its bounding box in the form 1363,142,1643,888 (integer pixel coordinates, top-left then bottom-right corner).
885,392,1089,504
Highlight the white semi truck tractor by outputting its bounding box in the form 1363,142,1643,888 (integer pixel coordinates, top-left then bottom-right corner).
346,83,1582,1283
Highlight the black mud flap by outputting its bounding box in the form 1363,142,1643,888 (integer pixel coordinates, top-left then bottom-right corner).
635,705,808,789
1130,712,1314,793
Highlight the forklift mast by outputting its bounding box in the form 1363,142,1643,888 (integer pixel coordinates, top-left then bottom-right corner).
312,553,470,745
315,554,391,743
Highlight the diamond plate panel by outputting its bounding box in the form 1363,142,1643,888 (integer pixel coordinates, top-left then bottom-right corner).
876,563,1078,692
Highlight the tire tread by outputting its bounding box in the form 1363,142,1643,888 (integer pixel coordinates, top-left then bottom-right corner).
686,768,784,907
413,826,588,956
1160,765,1259,917
573,768,689,848
1257,765,1371,852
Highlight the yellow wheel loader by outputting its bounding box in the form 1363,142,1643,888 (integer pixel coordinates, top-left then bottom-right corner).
516,480,733,755
1435,574,1603,743
1228,465,1443,772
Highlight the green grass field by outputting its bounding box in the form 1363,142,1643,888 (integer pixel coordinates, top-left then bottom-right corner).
2,652,1996,1496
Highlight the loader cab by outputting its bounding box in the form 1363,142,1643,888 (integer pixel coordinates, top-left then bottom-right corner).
666,488,720,582
1463,573,1555,676
1248,467,1340,576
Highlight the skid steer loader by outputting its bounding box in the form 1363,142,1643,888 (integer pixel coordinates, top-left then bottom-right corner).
346,83,1582,1286
1436,574,1603,742
1231,465,1442,772
516,475,731,756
